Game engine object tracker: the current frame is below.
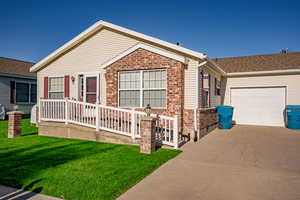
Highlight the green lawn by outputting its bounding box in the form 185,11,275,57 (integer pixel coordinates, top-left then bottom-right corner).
0,119,180,200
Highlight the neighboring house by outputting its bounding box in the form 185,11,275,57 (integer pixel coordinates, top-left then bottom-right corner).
0,57,36,116
213,51,300,127
29,21,300,145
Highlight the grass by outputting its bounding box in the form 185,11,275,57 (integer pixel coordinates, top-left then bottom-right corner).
0,119,180,200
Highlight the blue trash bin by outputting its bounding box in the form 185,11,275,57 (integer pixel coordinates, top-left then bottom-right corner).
216,105,234,129
286,105,300,130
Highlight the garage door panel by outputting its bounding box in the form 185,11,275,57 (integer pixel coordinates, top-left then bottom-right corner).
231,87,286,127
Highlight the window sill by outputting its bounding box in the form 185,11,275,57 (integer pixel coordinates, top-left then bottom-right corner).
15,102,36,105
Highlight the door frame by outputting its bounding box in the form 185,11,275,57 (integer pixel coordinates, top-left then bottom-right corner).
77,72,100,104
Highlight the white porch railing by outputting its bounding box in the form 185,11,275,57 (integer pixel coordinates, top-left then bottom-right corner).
39,99,180,148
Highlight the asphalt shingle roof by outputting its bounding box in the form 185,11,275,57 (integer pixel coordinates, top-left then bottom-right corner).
213,52,300,73
0,57,36,77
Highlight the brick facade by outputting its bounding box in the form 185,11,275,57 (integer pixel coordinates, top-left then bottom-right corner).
105,48,185,118
183,108,218,139
105,48,218,139
197,108,218,130
183,109,195,134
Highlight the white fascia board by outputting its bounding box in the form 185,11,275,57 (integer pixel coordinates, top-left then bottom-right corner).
101,43,185,69
30,20,206,72
198,61,207,67
227,69,300,76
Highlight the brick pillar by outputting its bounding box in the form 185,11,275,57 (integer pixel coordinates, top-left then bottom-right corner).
7,111,24,138
140,116,157,154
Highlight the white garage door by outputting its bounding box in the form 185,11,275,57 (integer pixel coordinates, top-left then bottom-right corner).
231,87,286,127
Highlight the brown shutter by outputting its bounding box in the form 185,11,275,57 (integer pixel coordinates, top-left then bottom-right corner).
64,75,70,98
10,81,16,104
44,77,48,99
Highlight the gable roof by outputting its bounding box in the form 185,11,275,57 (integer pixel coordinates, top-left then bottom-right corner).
30,20,207,72
101,43,186,68
213,52,300,74
0,57,36,78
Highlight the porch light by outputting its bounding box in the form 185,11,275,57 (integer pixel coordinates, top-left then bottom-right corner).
144,104,151,116
71,76,75,83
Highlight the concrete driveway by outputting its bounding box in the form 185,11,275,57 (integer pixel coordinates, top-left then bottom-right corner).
119,125,300,200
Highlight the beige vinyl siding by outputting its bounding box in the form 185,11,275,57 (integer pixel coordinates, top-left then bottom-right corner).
183,60,222,109
224,74,300,106
184,59,199,109
37,28,139,104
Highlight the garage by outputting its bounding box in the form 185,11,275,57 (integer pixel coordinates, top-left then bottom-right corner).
230,87,286,127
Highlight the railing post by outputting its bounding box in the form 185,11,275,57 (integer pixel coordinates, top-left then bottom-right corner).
65,99,68,124
131,108,136,140
173,115,179,149
38,98,41,123
96,104,99,131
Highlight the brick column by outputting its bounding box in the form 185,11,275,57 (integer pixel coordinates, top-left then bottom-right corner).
140,116,157,154
7,111,24,138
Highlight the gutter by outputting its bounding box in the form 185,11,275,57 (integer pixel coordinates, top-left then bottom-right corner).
227,69,300,76
199,59,300,77
0,72,37,80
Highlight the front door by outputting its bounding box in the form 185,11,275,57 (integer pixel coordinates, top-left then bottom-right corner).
85,76,97,103
78,73,100,104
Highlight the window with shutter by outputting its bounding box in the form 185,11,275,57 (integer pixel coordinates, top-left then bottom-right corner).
48,77,64,99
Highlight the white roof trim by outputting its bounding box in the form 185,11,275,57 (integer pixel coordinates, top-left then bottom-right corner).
30,20,206,72
101,43,185,68
206,58,227,75
227,69,300,76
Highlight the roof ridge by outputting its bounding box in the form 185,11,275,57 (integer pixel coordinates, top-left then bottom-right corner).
0,56,35,64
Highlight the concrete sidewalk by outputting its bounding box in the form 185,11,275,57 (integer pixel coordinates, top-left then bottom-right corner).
118,125,300,200
0,185,61,200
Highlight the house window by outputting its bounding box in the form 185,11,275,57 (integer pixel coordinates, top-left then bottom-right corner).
204,88,209,108
30,84,37,103
79,75,84,100
215,78,221,96
142,70,166,107
49,77,64,99
119,71,140,107
118,69,166,108
15,82,37,103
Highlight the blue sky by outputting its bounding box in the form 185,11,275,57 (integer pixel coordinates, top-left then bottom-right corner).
0,0,299,63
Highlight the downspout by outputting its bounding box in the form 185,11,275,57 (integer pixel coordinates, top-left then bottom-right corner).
194,61,207,138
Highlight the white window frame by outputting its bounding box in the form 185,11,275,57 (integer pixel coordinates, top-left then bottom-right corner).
118,69,167,108
15,81,37,104
215,78,221,96
48,76,64,99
